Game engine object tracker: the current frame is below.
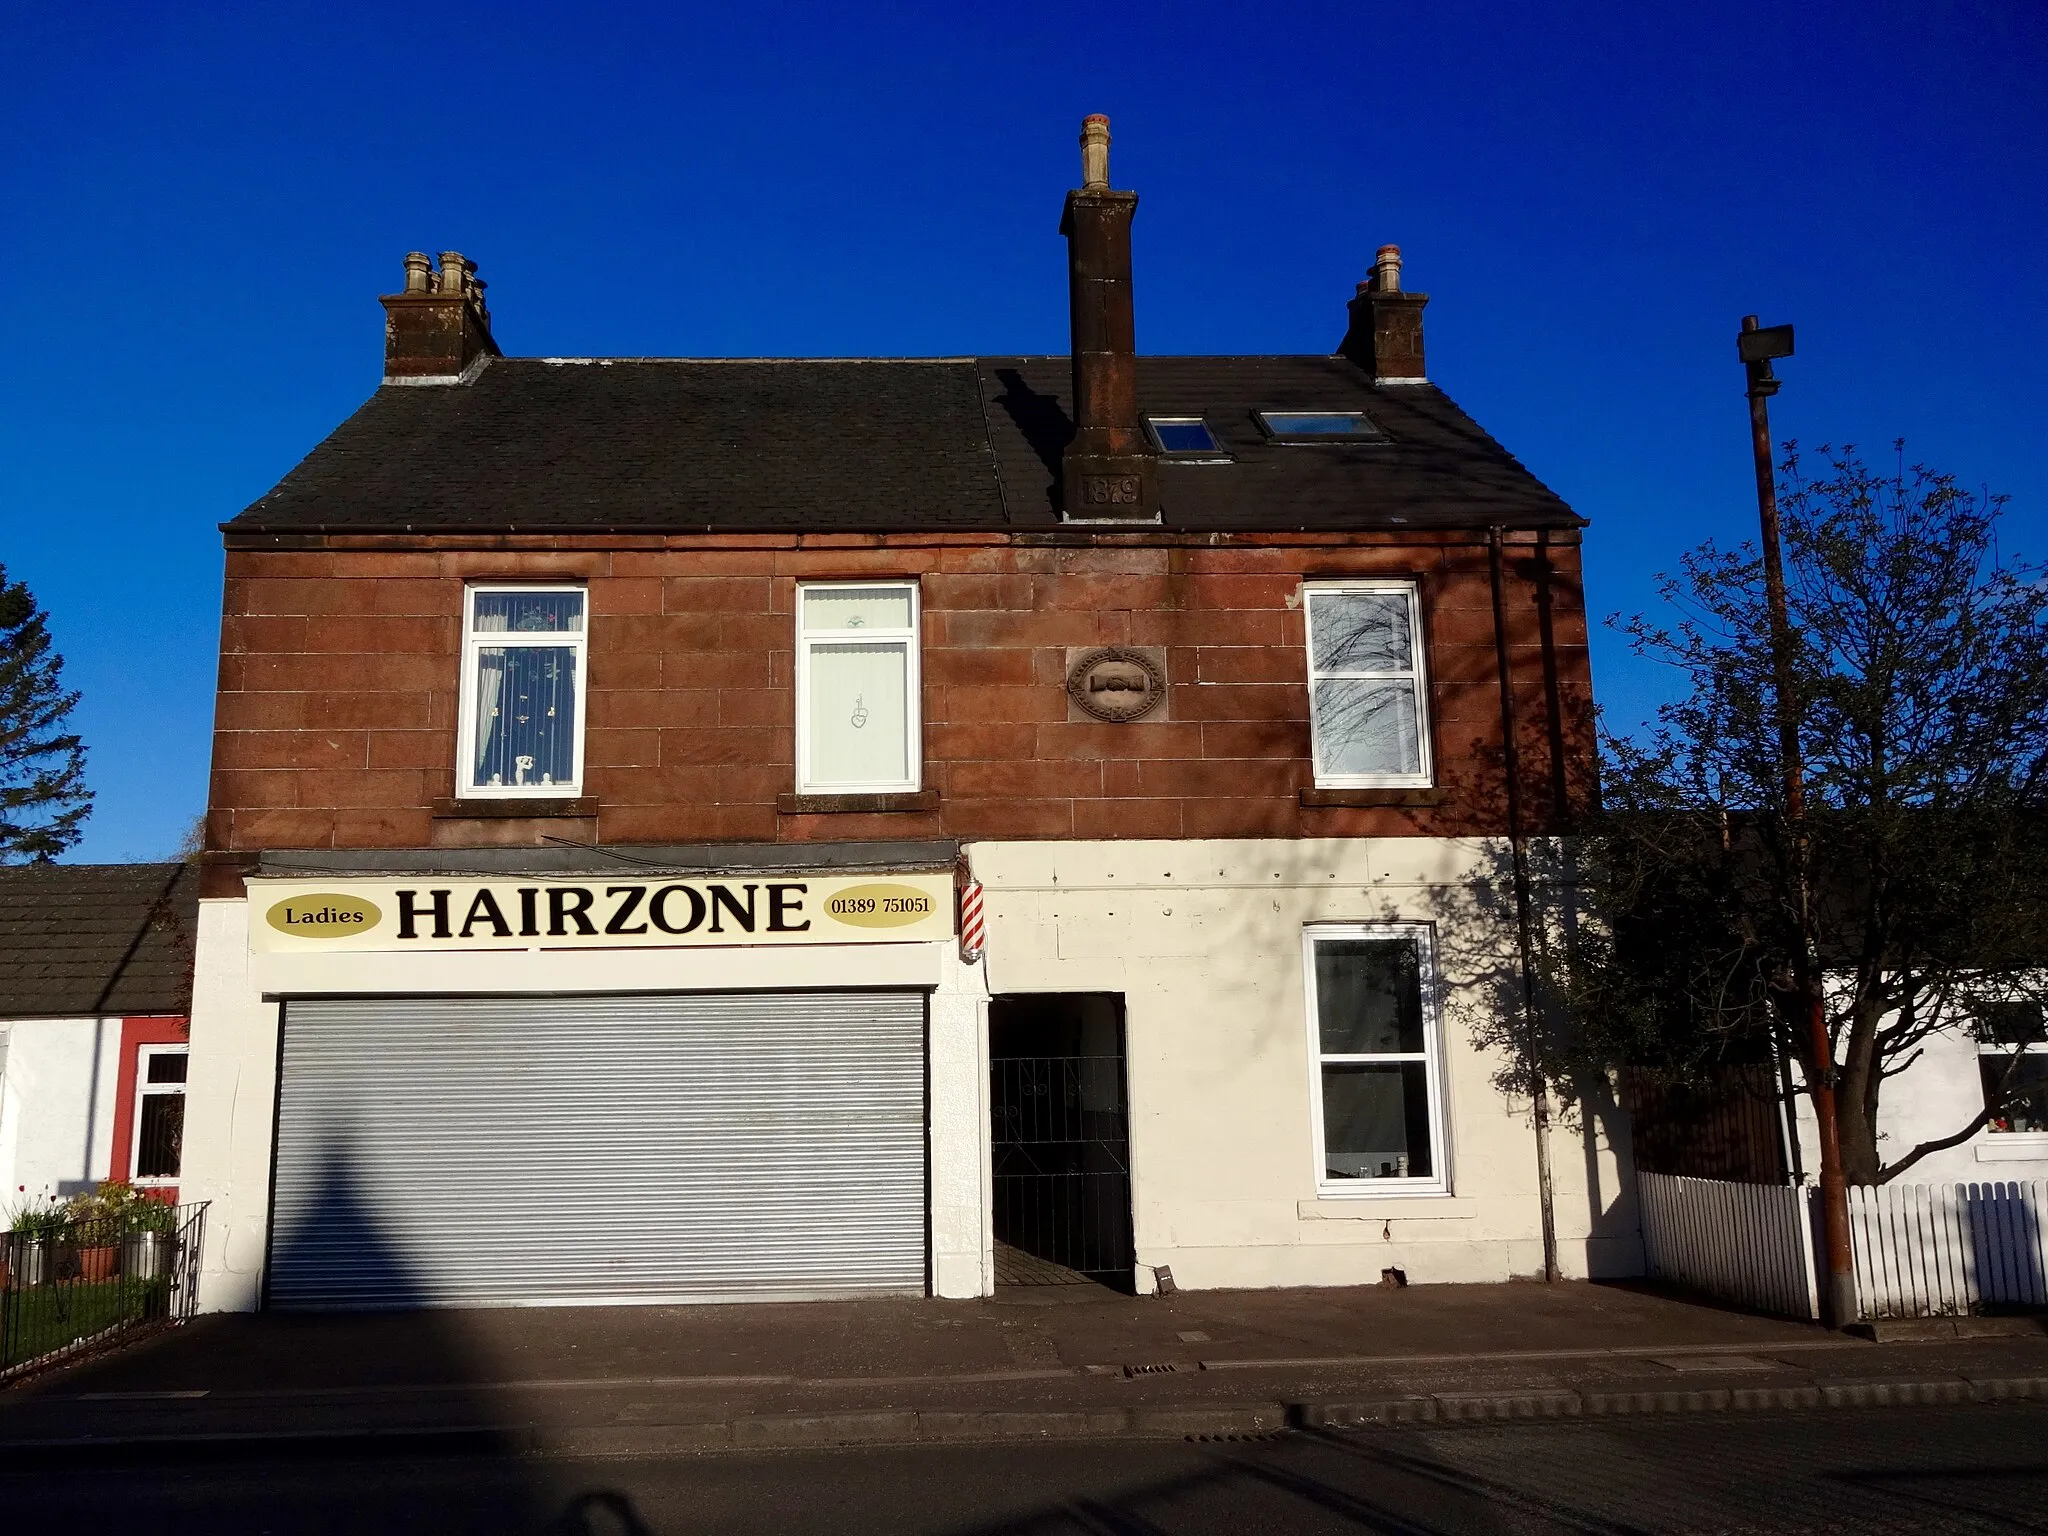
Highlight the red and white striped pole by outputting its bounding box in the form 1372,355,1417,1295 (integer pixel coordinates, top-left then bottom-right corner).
958,880,986,964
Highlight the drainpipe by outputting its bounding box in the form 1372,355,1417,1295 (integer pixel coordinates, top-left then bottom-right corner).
1490,525,1561,1283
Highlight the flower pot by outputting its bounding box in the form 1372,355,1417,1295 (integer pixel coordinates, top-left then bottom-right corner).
11,1240,51,1288
121,1230,167,1282
76,1245,119,1283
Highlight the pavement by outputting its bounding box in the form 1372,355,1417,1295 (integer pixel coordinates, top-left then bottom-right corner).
4,1278,2047,1456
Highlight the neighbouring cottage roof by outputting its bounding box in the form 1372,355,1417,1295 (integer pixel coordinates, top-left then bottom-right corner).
225,355,1579,536
0,863,198,1020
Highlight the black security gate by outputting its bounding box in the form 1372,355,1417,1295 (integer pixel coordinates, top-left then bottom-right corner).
989,994,1133,1290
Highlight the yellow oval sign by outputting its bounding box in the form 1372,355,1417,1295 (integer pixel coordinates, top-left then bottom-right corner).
267,893,382,938
821,882,940,930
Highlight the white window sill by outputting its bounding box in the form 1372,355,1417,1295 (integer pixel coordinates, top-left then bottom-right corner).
1977,1136,2048,1162
1299,1196,1473,1221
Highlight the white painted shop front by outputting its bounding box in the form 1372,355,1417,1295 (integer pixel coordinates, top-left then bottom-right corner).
182,838,1641,1314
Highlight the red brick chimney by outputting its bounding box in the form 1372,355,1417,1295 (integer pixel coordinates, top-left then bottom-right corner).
1338,245,1428,383
379,250,500,384
1060,117,1157,520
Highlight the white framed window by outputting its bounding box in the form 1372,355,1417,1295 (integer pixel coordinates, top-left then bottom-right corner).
1976,1004,2048,1135
1303,924,1450,1196
131,1046,188,1185
457,585,587,798
1303,581,1432,788
795,582,922,794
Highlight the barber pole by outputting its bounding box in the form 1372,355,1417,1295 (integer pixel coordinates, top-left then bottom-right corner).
958,881,986,963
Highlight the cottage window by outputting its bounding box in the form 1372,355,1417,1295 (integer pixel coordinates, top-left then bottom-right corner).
132,1046,187,1183
1976,1003,2048,1134
458,586,587,797
796,583,921,794
1303,582,1432,787
1303,925,1449,1195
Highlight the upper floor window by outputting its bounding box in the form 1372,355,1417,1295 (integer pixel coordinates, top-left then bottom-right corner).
1303,581,1432,788
1977,1003,2048,1134
1304,924,1449,1195
459,586,587,798
132,1046,188,1184
796,582,921,794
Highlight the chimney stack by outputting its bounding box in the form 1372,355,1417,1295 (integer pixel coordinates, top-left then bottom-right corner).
1338,243,1429,383
1060,115,1157,520
379,249,500,383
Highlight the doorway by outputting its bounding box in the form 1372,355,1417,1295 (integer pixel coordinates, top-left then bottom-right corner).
987,993,1134,1291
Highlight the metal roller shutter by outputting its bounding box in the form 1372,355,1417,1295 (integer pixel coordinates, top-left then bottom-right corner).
267,991,927,1309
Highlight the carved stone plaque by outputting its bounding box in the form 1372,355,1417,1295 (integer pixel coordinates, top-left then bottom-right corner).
1065,646,1167,723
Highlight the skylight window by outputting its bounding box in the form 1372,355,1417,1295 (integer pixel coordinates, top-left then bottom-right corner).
1149,418,1219,453
1256,411,1385,442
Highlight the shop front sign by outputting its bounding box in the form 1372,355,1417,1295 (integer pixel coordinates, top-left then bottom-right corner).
251,872,954,953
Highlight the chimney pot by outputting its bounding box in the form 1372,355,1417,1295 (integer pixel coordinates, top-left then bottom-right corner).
438,250,471,295
403,251,434,293
1080,114,1111,190
1374,244,1403,293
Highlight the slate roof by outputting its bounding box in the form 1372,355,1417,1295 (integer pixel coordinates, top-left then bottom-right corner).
0,863,198,1020
228,355,1578,535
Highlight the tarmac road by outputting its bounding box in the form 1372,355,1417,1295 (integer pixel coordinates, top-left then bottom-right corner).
7,1402,2046,1534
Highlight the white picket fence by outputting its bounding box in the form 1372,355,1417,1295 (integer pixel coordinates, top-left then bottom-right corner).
1637,1171,1819,1320
1638,1171,2048,1321
1847,1181,2048,1318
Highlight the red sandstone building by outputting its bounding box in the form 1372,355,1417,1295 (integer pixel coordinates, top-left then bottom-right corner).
182,119,1631,1314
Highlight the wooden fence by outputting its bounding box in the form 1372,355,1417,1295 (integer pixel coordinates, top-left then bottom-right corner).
1637,1171,1819,1320
1638,1172,2048,1321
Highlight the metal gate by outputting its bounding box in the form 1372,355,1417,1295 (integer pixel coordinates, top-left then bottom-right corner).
268,991,927,1309
988,995,1133,1288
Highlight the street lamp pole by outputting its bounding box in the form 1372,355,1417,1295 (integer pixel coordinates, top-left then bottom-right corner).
1739,314,1857,1330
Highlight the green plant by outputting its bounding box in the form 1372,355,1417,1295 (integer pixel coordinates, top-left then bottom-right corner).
7,1196,66,1240
63,1180,165,1244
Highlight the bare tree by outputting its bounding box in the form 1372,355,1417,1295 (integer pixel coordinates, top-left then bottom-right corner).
1572,444,2048,1184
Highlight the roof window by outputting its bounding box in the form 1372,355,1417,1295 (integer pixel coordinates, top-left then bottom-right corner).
1144,416,1226,457
1255,411,1385,442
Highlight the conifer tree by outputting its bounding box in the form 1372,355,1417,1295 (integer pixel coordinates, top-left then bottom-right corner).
0,564,91,862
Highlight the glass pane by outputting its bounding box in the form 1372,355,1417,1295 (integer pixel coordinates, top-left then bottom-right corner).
145,1051,188,1084
1973,1003,2046,1047
1262,411,1379,438
1316,937,1425,1054
1313,677,1421,776
1322,1063,1433,1179
1983,1054,2048,1134
1310,591,1413,672
1150,419,1218,452
472,645,579,788
808,641,910,785
472,590,584,634
803,587,912,633
136,1092,184,1178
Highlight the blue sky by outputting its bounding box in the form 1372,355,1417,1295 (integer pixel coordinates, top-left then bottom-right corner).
4,1,2043,861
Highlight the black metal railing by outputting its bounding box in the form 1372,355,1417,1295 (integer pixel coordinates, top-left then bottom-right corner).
1,1202,207,1378
991,1056,1134,1286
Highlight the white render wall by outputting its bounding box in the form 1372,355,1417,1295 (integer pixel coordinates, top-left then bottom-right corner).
0,1017,122,1209
970,836,1642,1289
1789,1018,2048,1185
184,895,993,1313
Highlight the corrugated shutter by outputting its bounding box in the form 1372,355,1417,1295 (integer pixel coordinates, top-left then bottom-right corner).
268,991,926,1309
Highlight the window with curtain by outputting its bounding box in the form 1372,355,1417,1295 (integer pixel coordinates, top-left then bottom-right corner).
796,583,920,793
1977,1003,2048,1134
1303,925,1448,1194
460,586,587,796
1303,582,1432,788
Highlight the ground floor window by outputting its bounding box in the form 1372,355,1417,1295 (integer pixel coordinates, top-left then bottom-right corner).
1303,923,1448,1194
132,1044,187,1182
1977,1003,2048,1134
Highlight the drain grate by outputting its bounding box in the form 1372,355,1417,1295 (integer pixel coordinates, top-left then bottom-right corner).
1124,1362,1183,1377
